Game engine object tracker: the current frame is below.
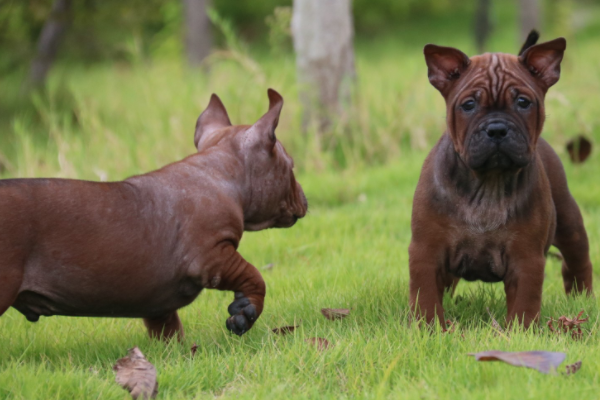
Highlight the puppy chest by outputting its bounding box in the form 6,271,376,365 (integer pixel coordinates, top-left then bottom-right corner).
446,235,509,282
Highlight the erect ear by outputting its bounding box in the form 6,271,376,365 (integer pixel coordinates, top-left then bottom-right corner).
423,44,470,95
519,37,566,89
194,94,232,149
246,88,283,151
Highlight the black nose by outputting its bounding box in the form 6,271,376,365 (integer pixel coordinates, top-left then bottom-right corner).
486,122,509,142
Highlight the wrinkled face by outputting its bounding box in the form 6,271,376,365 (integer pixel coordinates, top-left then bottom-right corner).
194,89,307,232
424,38,566,174
448,53,545,172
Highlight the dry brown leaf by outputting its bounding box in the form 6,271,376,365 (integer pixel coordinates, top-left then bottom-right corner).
305,337,331,351
566,136,592,164
470,350,566,374
272,325,299,335
547,310,588,340
547,250,564,261
564,361,582,375
321,308,350,320
113,347,158,399
191,343,198,357
262,263,274,271
444,319,457,333
486,307,505,334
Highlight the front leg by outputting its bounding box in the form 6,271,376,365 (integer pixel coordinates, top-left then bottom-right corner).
504,255,545,328
409,242,447,327
210,249,265,336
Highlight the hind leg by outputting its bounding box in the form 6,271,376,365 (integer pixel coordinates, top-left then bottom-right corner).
0,267,23,316
445,276,460,297
143,311,184,342
553,200,593,295
538,139,593,295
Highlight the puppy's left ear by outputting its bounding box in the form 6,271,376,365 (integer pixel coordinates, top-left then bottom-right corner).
424,44,471,96
195,94,232,150
519,37,566,89
246,89,283,151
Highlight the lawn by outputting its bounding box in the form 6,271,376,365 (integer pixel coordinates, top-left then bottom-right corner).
1,7,600,400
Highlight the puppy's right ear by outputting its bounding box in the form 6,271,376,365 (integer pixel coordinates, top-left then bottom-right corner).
195,94,232,149
424,44,470,96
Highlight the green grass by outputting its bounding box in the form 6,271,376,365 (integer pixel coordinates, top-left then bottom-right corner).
2,7,600,400
1,155,599,400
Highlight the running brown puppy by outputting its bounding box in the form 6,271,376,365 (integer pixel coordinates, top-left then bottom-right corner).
0,89,307,340
409,36,593,328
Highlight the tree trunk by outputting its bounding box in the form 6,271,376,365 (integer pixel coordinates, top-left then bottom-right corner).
27,0,71,89
183,0,212,67
519,0,540,41
474,0,491,54
291,0,355,134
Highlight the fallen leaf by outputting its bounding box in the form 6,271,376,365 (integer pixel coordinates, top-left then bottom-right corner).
191,343,198,357
547,250,564,261
470,350,566,374
566,136,592,164
547,310,588,340
564,361,582,375
486,307,505,334
305,337,331,351
444,319,457,333
321,308,350,320
262,263,274,271
272,325,299,335
113,347,158,399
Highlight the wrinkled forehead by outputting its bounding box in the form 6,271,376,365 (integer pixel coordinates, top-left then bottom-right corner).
449,53,542,104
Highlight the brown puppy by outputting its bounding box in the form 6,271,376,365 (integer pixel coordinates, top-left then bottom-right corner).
0,89,307,339
409,37,593,328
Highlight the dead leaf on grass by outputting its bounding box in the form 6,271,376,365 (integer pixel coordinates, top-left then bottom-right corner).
566,136,592,164
547,250,564,261
564,361,582,375
272,325,299,335
305,337,331,351
547,310,588,340
262,263,274,271
191,343,198,357
486,307,505,334
321,308,350,320
113,347,158,399
444,319,457,333
470,350,566,374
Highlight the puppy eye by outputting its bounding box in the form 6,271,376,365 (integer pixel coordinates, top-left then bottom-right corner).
517,97,531,109
461,100,476,112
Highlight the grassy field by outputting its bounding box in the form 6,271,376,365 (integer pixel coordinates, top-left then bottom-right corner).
1,6,600,400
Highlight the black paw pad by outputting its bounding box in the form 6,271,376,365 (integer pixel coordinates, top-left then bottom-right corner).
225,304,257,336
228,296,251,316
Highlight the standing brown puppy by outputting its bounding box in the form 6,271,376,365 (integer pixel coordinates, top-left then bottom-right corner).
409,37,593,328
0,89,307,340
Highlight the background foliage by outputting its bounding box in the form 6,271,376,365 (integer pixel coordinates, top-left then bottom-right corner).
1,2,600,398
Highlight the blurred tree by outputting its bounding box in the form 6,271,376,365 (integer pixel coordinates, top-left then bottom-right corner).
474,0,491,53
519,0,540,40
183,0,211,66
27,0,71,89
291,0,355,134
546,0,573,37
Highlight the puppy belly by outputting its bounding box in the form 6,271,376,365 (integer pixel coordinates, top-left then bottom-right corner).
12,277,203,321
447,240,507,283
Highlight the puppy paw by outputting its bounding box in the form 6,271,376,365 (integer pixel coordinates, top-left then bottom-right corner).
226,292,258,336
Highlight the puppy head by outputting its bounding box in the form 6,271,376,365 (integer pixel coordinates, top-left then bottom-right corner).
194,89,307,231
424,37,566,173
